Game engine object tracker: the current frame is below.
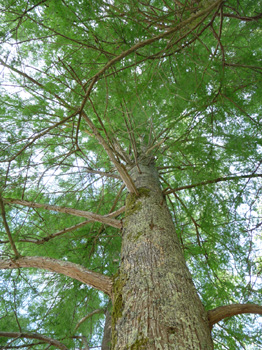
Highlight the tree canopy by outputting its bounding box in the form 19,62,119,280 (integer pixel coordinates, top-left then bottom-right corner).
0,0,262,349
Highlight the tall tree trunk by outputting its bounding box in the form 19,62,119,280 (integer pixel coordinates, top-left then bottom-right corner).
111,160,213,349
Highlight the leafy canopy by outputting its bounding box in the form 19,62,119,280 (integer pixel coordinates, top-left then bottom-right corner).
0,0,261,349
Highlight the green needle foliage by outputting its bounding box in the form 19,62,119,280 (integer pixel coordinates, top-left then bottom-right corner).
0,0,261,349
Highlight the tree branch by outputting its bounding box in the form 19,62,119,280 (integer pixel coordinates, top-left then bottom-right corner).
7,110,79,162
0,332,68,350
0,198,20,258
163,173,262,194
222,12,262,22
2,198,122,229
81,0,222,101
0,58,72,109
75,308,105,331
81,111,139,195
0,256,113,297
84,167,120,179
19,206,125,245
77,0,222,194
19,220,93,244
207,303,262,329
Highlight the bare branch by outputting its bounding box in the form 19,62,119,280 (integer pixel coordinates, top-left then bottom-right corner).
18,206,125,245
2,198,122,229
84,167,120,179
222,12,262,22
81,111,138,195
224,62,262,71
164,173,262,194
0,256,113,297
0,332,68,350
0,198,20,258
19,220,93,244
208,303,262,329
75,309,105,331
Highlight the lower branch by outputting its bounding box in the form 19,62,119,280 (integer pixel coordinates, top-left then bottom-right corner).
208,303,262,329
0,332,68,350
0,256,113,297
2,198,122,229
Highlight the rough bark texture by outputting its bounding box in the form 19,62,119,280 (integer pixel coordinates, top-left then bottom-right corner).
111,161,213,349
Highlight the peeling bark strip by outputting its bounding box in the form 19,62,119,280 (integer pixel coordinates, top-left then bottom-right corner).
0,256,112,297
208,303,262,329
0,332,68,350
2,198,122,228
111,162,213,350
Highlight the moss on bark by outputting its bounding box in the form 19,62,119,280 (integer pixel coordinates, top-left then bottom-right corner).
111,271,127,349
125,188,150,218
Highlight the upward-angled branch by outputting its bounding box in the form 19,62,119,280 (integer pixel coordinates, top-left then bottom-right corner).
207,303,262,329
7,110,79,162
0,256,113,297
81,111,139,195
164,173,262,194
77,0,222,194
80,0,222,105
2,198,123,229
75,308,105,331
0,332,68,350
0,198,20,258
19,220,93,244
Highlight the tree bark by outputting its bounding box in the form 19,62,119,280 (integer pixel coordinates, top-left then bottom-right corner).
111,161,213,349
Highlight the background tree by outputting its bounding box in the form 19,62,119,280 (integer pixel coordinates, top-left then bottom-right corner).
0,0,262,349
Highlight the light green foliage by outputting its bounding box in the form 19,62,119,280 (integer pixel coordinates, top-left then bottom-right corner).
0,0,261,349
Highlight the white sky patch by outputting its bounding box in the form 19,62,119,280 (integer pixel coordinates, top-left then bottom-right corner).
135,66,142,75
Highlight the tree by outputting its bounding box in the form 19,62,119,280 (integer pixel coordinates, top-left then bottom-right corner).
0,0,261,348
